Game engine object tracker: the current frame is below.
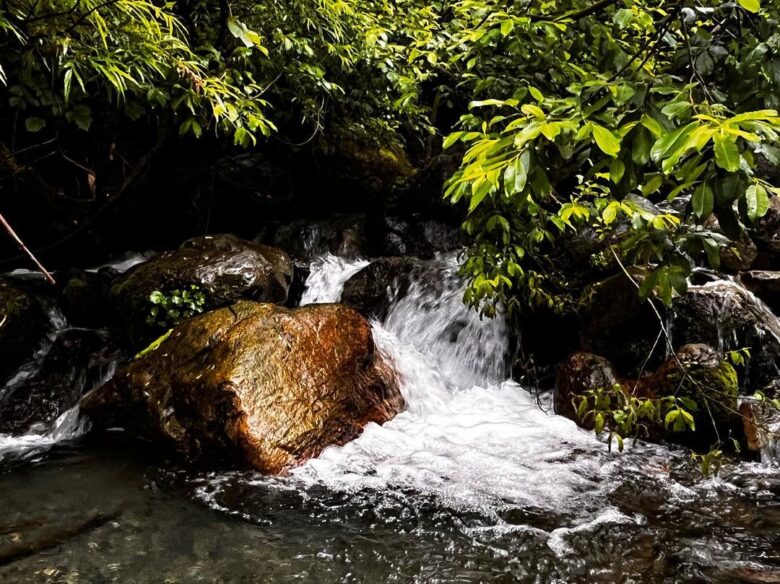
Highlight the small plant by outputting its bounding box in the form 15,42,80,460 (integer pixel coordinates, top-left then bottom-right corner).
573,385,697,453
146,285,206,328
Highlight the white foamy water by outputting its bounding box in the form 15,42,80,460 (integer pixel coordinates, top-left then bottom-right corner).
0,405,88,461
292,254,640,530
299,254,368,304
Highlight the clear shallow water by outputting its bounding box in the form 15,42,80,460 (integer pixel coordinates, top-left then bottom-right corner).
0,253,778,582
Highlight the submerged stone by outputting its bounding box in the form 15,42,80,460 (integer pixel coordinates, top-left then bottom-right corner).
80,301,404,474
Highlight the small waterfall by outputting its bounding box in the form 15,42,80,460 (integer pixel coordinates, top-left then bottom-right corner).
299,254,368,304
0,305,117,461
294,253,616,521
0,405,89,462
382,254,509,387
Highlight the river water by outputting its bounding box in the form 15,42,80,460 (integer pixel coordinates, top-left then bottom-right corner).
0,254,777,582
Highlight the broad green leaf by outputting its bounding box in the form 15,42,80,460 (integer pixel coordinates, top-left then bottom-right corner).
713,135,741,172
591,124,621,157
739,0,760,13
651,123,697,164
443,132,463,149
25,117,46,132
469,180,493,212
745,184,769,221
692,183,713,219
610,158,625,183
632,127,652,165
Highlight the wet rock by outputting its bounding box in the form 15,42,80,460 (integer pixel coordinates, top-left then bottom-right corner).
738,270,780,314
671,280,780,392
580,273,780,391
271,216,367,261
739,399,780,459
0,281,49,383
554,352,619,426
721,232,758,272
61,268,117,329
555,344,740,450
0,329,117,435
372,216,465,259
80,301,403,474
578,271,664,374
341,257,425,320
110,234,293,347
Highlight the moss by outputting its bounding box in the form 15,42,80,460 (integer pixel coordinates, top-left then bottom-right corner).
0,282,48,382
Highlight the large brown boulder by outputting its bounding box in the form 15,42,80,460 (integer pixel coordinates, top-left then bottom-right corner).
80,301,403,474
110,234,293,347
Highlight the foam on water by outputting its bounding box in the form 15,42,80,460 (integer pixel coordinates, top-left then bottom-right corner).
291,253,645,528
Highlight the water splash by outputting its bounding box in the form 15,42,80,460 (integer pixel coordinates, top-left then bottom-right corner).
0,405,88,462
292,254,628,524
299,254,368,304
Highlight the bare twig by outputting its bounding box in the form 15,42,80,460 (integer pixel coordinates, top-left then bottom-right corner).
0,213,55,284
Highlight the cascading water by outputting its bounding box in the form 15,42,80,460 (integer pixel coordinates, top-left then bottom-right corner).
289,254,659,537
1,252,778,583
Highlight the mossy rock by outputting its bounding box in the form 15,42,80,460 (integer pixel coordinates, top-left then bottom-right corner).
642,344,740,450
110,234,293,349
0,281,49,383
556,344,742,452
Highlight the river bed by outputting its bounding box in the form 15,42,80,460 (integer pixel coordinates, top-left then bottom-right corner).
0,254,777,583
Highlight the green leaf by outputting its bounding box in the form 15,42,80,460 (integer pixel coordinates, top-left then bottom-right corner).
469,180,493,212
25,117,46,133
692,183,714,219
651,123,696,164
632,127,652,165
443,132,463,149
739,0,760,12
713,135,741,172
745,184,769,222
609,158,625,183
591,124,621,157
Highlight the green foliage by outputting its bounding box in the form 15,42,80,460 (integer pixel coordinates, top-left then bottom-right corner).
0,0,441,151
1,0,273,142
442,0,780,314
146,285,206,329
573,385,697,452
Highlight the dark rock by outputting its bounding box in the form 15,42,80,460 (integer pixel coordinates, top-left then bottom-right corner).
110,234,293,347
341,257,425,320
578,271,664,374
739,270,780,314
555,344,740,450
371,216,465,259
80,301,403,474
721,232,758,271
752,194,780,267
61,268,118,329
579,271,780,392
670,280,780,391
0,281,50,383
271,216,367,260
554,352,619,425
0,329,118,435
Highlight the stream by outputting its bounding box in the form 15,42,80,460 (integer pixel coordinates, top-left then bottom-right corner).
0,253,778,582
